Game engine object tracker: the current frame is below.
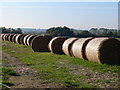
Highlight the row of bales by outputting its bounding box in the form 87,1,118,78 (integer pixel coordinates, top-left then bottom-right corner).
1,34,120,65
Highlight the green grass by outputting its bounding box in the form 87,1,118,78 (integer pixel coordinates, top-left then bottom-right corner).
2,41,120,88
1,67,15,87
2,68,17,76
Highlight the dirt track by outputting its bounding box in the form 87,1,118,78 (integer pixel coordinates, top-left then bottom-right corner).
2,51,64,88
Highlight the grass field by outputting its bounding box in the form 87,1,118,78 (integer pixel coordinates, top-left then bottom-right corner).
1,41,120,88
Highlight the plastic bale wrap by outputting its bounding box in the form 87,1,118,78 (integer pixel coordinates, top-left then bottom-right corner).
30,35,52,52
71,37,94,60
62,38,78,56
26,35,38,46
86,38,120,65
48,37,67,54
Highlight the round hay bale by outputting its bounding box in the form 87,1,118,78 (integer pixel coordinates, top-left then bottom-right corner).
1,34,5,40
5,34,10,41
12,34,19,43
62,38,78,56
26,35,38,46
7,34,12,41
8,34,14,42
0,34,4,40
48,37,67,54
4,34,8,41
30,35,52,52
6,34,11,41
15,34,25,44
1,34,4,40
23,34,32,45
19,34,28,45
5,34,8,41
2,34,6,41
71,37,94,60
86,38,120,65
3,34,6,41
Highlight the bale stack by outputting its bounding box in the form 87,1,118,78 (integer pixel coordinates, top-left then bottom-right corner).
1,33,120,65
26,35,38,46
71,38,94,60
86,38,120,65
48,37,67,54
62,38,78,56
30,35,52,52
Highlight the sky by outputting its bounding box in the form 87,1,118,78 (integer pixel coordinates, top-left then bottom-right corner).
0,1,118,30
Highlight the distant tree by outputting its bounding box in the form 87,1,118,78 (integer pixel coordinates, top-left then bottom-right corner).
99,28,109,34
15,28,23,34
107,32,113,37
118,30,120,36
46,26,74,36
89,28,98,34
0,27,7,33
0,27,23,34
76,30,94,37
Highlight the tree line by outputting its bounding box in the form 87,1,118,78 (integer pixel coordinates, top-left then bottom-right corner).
46,26,120,37
1,26,120,37
0,27,22,34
